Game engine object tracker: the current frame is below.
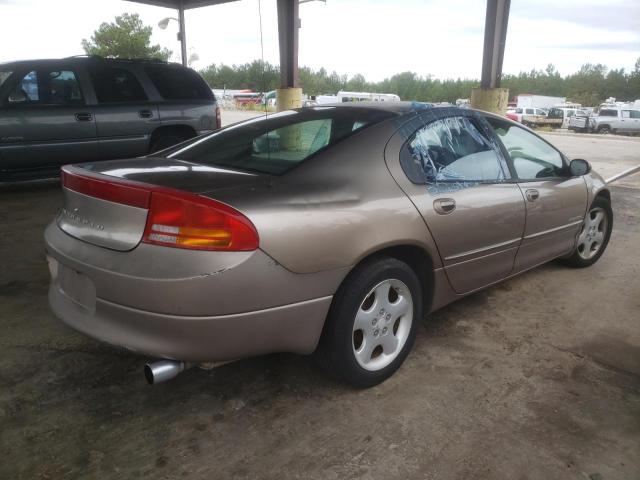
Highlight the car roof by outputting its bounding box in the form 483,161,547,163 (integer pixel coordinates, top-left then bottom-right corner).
0,56,180,69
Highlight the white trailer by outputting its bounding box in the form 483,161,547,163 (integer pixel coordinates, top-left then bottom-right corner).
516,94,566,110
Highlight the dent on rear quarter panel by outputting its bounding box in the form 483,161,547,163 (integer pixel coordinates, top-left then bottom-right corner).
213,119,442,275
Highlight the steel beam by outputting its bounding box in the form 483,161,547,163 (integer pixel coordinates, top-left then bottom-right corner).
480,0,510,89
178,0,187,66
277,0,299,88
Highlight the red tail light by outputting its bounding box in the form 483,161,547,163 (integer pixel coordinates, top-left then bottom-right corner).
142,190,258,251
61,166,259,251
215,106,221,129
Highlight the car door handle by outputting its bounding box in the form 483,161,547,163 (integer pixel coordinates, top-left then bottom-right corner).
139,110,153,118
525,189,539,201
434,198,456,215
75,112,93,122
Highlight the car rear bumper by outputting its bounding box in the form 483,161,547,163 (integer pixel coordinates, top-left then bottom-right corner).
48,264,332,362
44,221,344,361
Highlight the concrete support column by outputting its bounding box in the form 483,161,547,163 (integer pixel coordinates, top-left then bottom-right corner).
470,87,509,115
276,87,302,111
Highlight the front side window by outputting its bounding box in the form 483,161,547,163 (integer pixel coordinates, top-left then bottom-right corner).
89,66,147,103
166,107,393,175
7,70,38,103
525,108,534,114
6,69,83,105
400,116,506,184
599,109,618,117
145,66,213,101
630,110,640,119
621,110,631,118
487,117,565,180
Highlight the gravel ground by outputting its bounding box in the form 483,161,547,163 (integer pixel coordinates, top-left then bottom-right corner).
0,130,638,480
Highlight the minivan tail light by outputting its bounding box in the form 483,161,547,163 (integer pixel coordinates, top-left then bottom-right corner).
142,190,259,251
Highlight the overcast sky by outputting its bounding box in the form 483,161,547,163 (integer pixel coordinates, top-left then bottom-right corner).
1,0,638,81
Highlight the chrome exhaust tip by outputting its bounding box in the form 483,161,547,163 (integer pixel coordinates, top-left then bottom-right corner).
144,360,187,385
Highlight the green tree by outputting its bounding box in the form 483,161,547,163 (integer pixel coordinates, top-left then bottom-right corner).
82,13,171,61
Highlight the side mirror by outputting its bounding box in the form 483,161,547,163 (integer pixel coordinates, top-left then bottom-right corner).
570,158,591,176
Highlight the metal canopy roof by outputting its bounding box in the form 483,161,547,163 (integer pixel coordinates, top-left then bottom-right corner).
125,0,237,10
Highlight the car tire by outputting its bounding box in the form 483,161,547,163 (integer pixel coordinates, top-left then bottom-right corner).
316,257,422,388
560,196,613,268
597,125,611,135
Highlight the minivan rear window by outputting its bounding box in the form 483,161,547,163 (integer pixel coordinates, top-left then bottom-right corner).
145,66,214,101
165,107,394,175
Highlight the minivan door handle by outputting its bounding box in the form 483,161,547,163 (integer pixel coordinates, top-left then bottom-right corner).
434,198,456,215
139,110,153,118
75,112,93,122
525,189,540,202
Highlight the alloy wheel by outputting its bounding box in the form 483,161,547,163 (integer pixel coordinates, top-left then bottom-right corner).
352,279,413,371
577,207,608,260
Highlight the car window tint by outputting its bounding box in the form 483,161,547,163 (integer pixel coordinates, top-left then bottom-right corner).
43,70,84,104
166,107,393,175
89,67,147,103
145,66,214,101
487,117,565,180
7,70,38,103
599,109,617,117
400,116,505,184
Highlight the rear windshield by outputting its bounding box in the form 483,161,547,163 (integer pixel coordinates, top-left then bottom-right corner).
166,107,395,175
0,70,11,88
145,66,214,101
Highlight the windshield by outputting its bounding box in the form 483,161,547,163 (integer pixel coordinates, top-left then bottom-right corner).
166,107,395,175
0,70,12,88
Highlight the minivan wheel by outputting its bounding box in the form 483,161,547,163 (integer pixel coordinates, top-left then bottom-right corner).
316,257,422,388
149,132,194,153
561,196,613,268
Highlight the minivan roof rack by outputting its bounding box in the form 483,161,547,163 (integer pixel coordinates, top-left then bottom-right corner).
63,55,168,64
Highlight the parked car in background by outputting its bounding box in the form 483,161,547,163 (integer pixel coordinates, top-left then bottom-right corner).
506,106,548,124
45,103,612,388
548,106,590,129
589,105,640,135
0,56,220,181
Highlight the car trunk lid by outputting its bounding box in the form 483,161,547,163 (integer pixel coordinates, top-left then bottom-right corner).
57,159,264,251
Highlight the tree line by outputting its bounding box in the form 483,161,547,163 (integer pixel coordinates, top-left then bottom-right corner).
199,59,640,106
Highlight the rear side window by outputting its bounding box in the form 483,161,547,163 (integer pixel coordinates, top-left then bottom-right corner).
145,66,213,101
631,110,640,119
400,116,506,184
166,107,393,175
599,109,617,117
89,67,147,103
